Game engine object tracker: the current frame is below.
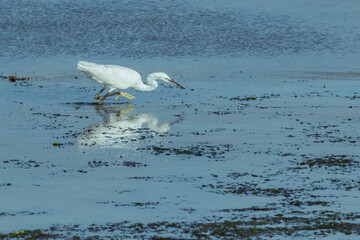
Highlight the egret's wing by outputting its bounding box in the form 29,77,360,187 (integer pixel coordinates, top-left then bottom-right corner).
78,61,141,89
77,61,109,84
103,64,142,89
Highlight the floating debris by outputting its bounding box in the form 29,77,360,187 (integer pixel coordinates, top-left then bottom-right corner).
0,75,31,82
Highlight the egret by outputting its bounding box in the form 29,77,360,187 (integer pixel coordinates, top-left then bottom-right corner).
77,61,185,104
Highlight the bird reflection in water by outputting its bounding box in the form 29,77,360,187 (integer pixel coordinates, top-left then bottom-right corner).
77,104,183,149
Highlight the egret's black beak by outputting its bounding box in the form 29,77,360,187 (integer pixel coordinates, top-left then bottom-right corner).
167,78,185,89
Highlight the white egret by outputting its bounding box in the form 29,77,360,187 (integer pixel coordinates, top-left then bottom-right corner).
77,61,185,104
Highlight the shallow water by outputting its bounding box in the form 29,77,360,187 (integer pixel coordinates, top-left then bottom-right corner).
1,0,359,59
1,0,360,239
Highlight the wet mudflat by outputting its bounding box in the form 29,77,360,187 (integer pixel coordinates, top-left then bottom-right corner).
1,0,360,239
1,59,359,239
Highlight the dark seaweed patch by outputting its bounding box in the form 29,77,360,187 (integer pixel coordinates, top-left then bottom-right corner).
121,161,148,167
0,183,12,187
0,75,31,82
0,211,46,217
2,159,42,169
299,155,358,168
87,160,147,168
304,123,360,144
220,207,277,213
52,142,63,147
201,182,299,198
2,212,359,239
142,144,233,159
230,94,280,102
97,201,159,208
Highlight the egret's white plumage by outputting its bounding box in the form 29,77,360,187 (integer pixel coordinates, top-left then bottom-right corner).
77,61,184,104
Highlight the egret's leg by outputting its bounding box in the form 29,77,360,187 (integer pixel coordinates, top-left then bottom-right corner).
98,92,113,105
98,91,135,104
114,92,136,101
94,86,107,100
98,91,134,104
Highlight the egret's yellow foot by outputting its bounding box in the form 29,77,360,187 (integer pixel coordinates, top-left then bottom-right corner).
121,92,136,100
114,92,136,101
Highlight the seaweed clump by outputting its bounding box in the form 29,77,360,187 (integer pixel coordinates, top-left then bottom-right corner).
300,155,358,168
143,144,233,160
0,75,31,82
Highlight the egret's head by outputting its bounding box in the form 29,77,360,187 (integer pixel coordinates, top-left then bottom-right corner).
156,72,185,89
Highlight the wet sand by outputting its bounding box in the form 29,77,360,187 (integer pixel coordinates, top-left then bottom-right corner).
0,57,359,239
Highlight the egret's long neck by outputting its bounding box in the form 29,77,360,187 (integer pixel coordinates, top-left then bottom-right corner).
133,73,159,92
